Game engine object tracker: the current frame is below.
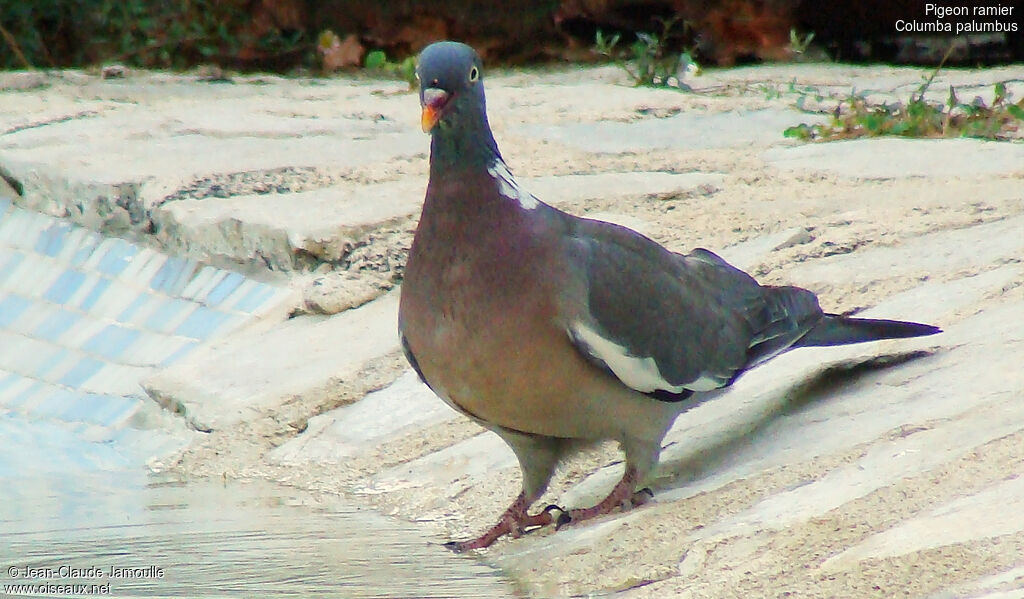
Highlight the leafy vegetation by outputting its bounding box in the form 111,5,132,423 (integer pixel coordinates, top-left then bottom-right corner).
783,47,1023,142
0,0,308,70
787,29,815,55
783,79,1024,142
363,49,418,88
594,18,699,90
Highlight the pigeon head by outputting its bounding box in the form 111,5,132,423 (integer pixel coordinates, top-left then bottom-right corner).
417,41,499,164
417,41,485,133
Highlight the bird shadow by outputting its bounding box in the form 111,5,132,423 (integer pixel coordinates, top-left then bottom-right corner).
653,348,938,492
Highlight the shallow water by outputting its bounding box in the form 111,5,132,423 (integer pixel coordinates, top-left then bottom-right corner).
2,473,516,598
0,198,516,598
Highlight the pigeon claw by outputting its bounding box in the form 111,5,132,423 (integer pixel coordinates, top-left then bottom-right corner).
443,494,558,551
632,487,654,507
443,540,469,553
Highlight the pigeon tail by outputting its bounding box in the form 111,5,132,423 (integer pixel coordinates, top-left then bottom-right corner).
796,315,942,348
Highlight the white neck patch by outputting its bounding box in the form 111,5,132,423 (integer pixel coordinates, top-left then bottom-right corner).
487,159,540,210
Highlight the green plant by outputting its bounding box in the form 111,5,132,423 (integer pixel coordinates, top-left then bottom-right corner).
788,29,815,55
784,81,1024,142
593,29,619,57
0,0,309,70
783,53,1024,142
363,49,417,88
594,18,698,90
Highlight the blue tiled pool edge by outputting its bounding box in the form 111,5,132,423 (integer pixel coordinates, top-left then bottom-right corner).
0,195,295,479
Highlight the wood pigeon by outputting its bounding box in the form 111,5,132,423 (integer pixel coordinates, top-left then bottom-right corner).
398,41,941,552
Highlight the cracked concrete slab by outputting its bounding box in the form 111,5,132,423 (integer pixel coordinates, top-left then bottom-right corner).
144,290,400,432
0,73,421,247
269,371,458,465
764,137,1024,179
823,474,1024,569
153,171,724,271
525,108,826,152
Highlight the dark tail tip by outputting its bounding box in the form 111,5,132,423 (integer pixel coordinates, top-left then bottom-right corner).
798,315,942,347
858,318,943,339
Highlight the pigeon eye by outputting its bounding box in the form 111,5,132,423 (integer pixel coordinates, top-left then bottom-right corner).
469,66,479,82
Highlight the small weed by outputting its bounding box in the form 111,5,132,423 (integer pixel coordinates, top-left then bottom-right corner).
783,52,1024,142
594,18,698,91
788,29,815,55
784,81,1024,142
593,29,621,57
758,83,784,101
363,49,417,89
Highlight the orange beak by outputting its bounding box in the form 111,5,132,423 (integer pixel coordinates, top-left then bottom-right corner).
421,88,449,133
